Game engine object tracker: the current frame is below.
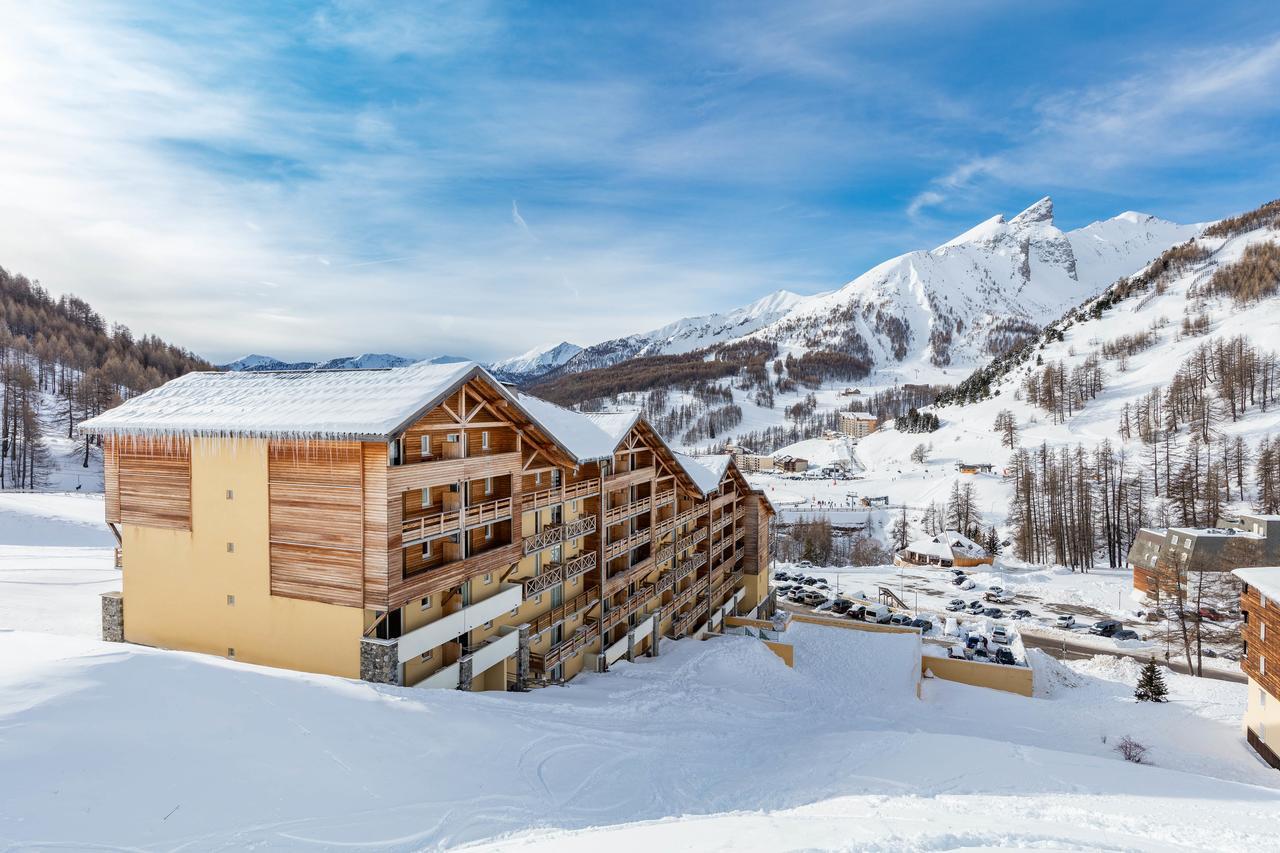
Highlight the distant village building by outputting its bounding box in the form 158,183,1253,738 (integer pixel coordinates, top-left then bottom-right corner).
1128,513,1280,603
838,411,878,439
735,453,776,473
895,531,992,569
956,462,995,475
774,455,809,473
837,387,862,397
1232,566,1280,770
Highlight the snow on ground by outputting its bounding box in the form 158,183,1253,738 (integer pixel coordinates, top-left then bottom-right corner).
0,492,117,636
1,492,1276,850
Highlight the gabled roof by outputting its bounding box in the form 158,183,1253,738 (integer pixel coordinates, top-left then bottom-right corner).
80,360,487,441
512,393,617,462
673,452,725,496
582,411,641,444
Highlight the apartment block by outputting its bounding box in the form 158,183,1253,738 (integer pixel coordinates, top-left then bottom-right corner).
82,362,775,691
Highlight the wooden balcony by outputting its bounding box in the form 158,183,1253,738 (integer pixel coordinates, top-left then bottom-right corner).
521,515,598,556
604,496,650,527
530,619,601,674
604,465,654,491
711,493,734,511
392,540,524,604
654,543,674,567
712,513,733,534
529,589,599,637
603,554,655,597
522,551,598,598
652,489,675,510
604,528,651,561
519,478,601,513
602,588,652,633
673,551,707,583
388,450,521,491
653,515,677,538
676,528,707,553
401,497,513,547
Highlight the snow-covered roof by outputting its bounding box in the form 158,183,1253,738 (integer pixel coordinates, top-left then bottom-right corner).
944,530,986,557
1232,567,1280,602
904,536,953,561
904,531,986,560
80,361,487,441
581,411,640,444
673,453,730,495
843,411,875,419
512,393,617,462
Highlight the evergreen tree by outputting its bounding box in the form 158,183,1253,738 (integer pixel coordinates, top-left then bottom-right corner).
1134,659,1169,702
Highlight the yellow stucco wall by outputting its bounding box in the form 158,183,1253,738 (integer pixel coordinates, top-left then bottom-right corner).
1244,676,1280,742
121,437,364,678
921,653,1034,697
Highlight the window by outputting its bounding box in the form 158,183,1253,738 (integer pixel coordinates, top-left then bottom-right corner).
484,620,493,629
1171,535,1179,546
1262,688,1267,707
421,487,430,507
1263,623,1268,642
446,433,460,443
422,541,432,558
420,596,431,610
1262,655,1267,676
535,471,542,486
226,595,235,606
420,435,432,458
388,438,403,466
420,649,433,662
485,524,494,540
225,489,234,500
483,572,493,585
481,431,490,450
485,476,493,496
226,542,235,553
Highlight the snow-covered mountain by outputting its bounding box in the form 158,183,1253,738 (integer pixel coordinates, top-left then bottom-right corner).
555,198,1200,377
221,353,467,372
489,341,583,381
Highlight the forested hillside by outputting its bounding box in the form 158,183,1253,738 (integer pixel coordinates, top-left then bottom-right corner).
0,266,211,488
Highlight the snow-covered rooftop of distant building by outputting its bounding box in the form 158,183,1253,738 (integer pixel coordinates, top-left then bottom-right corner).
81,361,486,440
844,411,875,419
1232,567,1280,602
1169,526,1262,539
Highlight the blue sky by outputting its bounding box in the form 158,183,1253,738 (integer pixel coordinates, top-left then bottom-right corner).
1,0,1278,363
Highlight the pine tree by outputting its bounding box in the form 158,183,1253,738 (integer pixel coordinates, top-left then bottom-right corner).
1134,659,1169,702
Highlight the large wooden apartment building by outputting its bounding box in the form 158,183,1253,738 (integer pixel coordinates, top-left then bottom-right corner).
82,361,775,690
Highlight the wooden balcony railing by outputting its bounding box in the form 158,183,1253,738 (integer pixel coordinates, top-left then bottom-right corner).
604,465,655,491
519,478,601,514
653,515,677,538
654,543,675,566
402,497,514,546
653,570,676,596
603,554,655,597
521,515,598,556
676,528,707,553
530,619,601,673
529,589,599,637
602,589,651,633
387,450,521,491
673,551,707,583
711,493,734,510
604,528,651,561
712,513,733,534
604,496,650,527
653,489,675,510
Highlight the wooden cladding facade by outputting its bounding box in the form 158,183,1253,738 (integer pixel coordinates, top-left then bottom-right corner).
114,437,191,530
267,442,365,608
1242,583,1280,701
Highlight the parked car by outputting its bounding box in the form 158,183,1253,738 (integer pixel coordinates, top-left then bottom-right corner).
814,600,834,612
831,599,852,614
1198,606,1225,621
911,617,933,633
967,600,985,614
973,647,990,660
946,599,966,612
797,560,814,569
1011,609,1032,620
847,605,866,620
1112,629,1140,641
949,568,967,577
952,575,968,586
989,586,1004,595
863,604,892,624
787,590,807,603
948,646,967,659
803,576,820,586
775,582,794,593
889,613,912,626
959,579,977,590
965,634,987,651
991,626,1012,644
814,581,830,590
985,591,1014,603
1203,648,1219,658
1089,619,1122,637
1055,614,1076,629
994,647,1016,665
983,607,1003,618
774,572,792,582
802,591,827,605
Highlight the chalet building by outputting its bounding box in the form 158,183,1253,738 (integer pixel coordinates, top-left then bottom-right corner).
775,455,809,474
895,531,992,569
955,462,995,475
1128,514,1280,604
1232,567,1280,770
838,411,878,439
81,362,775,691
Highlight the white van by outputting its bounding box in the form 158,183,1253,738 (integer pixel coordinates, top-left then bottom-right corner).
862,604,891,624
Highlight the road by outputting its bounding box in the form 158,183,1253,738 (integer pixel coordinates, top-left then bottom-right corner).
1019,630,1246,683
